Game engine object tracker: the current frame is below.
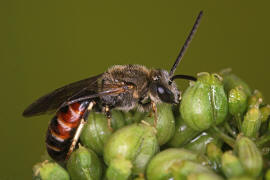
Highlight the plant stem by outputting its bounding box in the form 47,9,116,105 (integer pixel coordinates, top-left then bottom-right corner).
234,114,242,132
208,126,235,148
224,121,237,138
256,132,270,147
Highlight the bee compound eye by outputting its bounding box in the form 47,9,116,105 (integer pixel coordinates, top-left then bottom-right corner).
157,86,165,95
156,85,175,103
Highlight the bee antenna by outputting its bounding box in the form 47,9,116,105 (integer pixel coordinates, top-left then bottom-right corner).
168,74,197,85
169,10,203,77
172,74,197,81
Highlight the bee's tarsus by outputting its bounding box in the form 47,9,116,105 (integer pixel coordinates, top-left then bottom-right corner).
105,105,113,131
151,102,158,127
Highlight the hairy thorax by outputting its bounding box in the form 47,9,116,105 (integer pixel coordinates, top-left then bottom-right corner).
99,65,151,111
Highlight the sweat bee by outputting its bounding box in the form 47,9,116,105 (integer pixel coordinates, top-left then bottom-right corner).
23,11,203,162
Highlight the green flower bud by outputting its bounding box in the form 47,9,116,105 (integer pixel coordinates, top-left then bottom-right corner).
170,160,213,180
241,106,261,138
228,86,248,116
106,156,132,180
146,148,209,180
248,90,263,109
123,110,147,125
260,105,270,123
67,146,102,180
80,110,125,155
184,132,222,154
220,69,252,97
181,72,228,131
144,103,175,145
167,115,200,147
206,143,223,172
221,151,244,178
265,169,270,180
33,161,70,180
104,123,159,175
235,136,263,177
133,175,146,180
187,173,224,180
111,110,126,129
227,176,256,180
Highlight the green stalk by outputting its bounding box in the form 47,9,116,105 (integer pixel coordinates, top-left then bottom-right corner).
225,121,237,138
235,114,242,132
208,126,235,148
256,132,270,147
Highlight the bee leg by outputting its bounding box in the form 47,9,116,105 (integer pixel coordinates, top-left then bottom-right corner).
66,101,95,160
151,102,158,127
148,109,153,117
138,100,152,115
105,105,113,131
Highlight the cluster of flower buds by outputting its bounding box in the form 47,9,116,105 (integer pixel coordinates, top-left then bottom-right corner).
33,69,270,180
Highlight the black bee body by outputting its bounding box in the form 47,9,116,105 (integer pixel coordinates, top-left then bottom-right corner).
23,11,203,162
99,64,180,112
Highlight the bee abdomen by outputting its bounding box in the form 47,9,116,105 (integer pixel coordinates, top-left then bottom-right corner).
46,101,89,161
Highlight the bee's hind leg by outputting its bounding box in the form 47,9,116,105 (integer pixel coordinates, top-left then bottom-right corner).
66,101,95,160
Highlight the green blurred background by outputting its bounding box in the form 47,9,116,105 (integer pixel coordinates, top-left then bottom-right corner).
1,0,270,179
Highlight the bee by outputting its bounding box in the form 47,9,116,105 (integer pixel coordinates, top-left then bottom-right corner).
23,11,203,162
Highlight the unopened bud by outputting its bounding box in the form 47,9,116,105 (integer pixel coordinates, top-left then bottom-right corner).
248,90,263,109
260,105,270,123
241,106,261,138
67,146,102,180
181,73,228,131
146,148,209,180
104,123,159,175
144,103,175,145
221,151,244,178
167,115,200,147
228,86,248,116
33,161,70,180
235,136,263,177
206,143,223,172
187,172,224,180
170,160,212,180
106,156,132,180
220,69,252,97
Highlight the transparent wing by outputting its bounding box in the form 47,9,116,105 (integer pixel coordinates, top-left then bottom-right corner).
23,74,103,117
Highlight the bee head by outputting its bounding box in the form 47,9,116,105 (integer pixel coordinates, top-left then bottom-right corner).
149,70,180,104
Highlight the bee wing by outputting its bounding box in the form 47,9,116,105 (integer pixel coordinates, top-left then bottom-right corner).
60,83,135,108
23,74,103,117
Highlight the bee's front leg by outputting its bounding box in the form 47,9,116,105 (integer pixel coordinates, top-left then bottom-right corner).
151,102,158,127
139,100,158,127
